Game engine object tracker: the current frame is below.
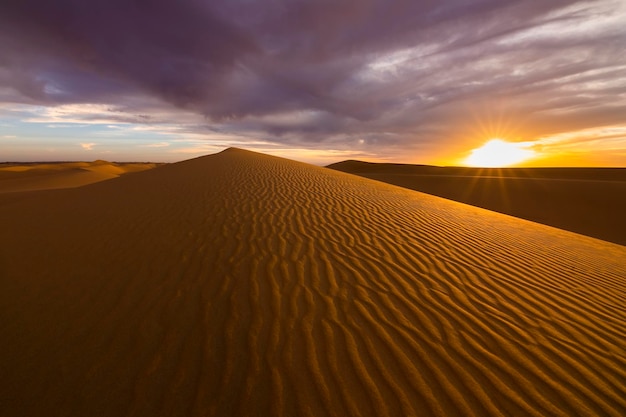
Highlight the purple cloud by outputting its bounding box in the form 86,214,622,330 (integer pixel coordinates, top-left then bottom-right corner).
1,0,625,162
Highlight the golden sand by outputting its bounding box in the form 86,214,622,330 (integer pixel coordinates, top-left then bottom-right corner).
1,148,624,416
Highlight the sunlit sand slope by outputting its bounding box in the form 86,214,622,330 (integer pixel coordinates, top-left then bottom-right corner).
1,148,625,417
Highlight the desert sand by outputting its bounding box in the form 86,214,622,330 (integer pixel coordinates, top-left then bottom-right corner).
1,148,625,417
0,160,160,193
328,160,626,246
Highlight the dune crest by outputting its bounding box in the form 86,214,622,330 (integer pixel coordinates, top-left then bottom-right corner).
1,148,625,416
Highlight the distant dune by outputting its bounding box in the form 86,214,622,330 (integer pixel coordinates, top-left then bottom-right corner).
1,148,625,417
0,160,161,193
328,160,626,246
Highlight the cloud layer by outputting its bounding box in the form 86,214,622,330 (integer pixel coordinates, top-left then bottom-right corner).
1,0,625,163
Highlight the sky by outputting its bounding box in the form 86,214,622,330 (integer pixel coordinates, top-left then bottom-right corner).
1,0,625,166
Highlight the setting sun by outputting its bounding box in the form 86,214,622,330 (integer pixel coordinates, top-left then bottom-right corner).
465,139,536,167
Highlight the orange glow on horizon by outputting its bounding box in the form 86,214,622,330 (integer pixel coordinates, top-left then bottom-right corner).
465,139,537,167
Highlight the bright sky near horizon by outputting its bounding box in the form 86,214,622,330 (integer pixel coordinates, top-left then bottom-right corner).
1,0,625,166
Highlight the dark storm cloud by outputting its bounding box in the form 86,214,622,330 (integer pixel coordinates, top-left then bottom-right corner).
0,0,256,105
1,0,625,153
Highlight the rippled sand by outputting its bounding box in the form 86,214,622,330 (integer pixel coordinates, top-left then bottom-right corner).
1,148,625,416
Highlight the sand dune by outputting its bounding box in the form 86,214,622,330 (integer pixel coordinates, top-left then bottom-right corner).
328,160,626,246
0,160,160,193
1,148,625,417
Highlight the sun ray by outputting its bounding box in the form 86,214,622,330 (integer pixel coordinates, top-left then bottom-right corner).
465,139,536,167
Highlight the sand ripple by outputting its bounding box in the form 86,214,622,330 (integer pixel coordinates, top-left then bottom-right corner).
1,148,625,416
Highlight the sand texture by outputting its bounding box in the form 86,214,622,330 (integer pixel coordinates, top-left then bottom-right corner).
1,148,625,417
0,160,160,193
328,161,626,247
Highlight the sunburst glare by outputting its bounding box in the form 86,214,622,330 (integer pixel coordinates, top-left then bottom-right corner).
466,139,536,167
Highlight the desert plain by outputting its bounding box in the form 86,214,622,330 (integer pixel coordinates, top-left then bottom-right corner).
0,148,625,416
0,160,161,194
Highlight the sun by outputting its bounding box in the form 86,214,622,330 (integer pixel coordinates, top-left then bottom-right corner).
465,139,536,167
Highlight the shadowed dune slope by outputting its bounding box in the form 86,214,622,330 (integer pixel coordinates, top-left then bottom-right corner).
327,161,626,246
1,148,625,417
